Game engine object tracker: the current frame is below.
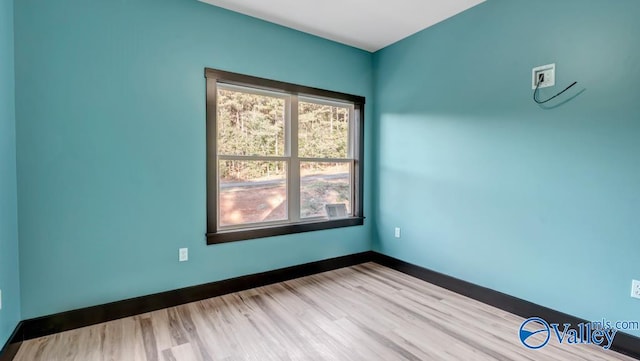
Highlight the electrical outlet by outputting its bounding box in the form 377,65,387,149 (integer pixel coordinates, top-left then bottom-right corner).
179,248,189,262
631,280,640,299
532,63,556,89
0,289,2,310
394,227,401,238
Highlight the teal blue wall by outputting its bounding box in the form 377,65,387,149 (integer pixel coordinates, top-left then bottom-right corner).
374,0,640,335
0,0,20,346
11,0,640,337
14,0,373,319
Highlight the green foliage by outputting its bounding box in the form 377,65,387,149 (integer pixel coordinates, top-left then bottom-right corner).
217,88,350,181
299,102,349,159
217,89,285,157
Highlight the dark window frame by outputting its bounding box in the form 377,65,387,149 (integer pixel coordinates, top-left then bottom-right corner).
205,68,365,245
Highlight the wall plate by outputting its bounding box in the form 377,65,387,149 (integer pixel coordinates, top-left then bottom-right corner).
632,280,640,299
532,63,556,89
179,248,189,262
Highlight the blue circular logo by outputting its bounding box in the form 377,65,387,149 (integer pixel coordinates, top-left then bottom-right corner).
519,317,551,349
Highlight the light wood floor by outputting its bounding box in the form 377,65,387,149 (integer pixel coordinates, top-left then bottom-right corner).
14,263,634,360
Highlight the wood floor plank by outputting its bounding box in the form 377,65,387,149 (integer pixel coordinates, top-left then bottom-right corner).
150,309,178,352
12,263,636,361
163,343,199,361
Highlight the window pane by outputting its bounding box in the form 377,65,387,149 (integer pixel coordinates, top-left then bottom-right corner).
217,88,285,156
300,162,351,218
219,161,287,227
298,101,349,158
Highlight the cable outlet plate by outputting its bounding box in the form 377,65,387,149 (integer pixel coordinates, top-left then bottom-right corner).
532,63,556,89
632,280,640,299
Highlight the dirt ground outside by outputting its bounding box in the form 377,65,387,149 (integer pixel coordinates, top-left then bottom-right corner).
220,175,350,226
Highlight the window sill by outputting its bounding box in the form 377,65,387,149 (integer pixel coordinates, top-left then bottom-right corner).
206,217,365,245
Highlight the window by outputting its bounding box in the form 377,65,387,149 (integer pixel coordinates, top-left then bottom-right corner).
205,68,365,244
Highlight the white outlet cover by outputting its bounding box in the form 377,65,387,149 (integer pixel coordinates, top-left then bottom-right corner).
394,227,401,238
179,248,189,262
632,280,640,299
532,63,556,89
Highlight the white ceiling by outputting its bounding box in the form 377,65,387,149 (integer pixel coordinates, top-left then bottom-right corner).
199,0,485,52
